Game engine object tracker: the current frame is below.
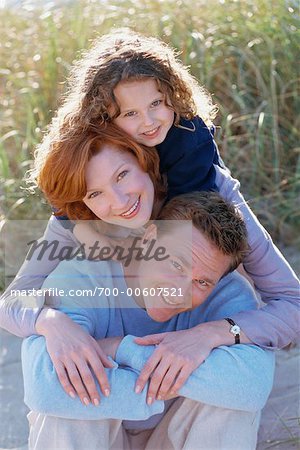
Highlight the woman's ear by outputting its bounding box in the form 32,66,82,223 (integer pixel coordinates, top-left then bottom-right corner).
141,223,157,253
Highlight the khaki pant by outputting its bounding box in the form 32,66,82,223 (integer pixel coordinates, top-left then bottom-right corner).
28,398,260,450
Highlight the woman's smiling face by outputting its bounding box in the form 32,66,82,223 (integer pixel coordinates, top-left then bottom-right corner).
83,144,155,228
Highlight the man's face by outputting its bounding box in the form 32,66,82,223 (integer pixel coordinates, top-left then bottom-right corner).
137,223,233,322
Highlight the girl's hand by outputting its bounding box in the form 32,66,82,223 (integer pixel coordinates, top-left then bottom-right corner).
35,308,114,406
134,320,251,404
134,325,220,404
73,222,112,258
73,222,132,262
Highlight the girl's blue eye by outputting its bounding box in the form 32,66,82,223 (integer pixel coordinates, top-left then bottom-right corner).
117,170,128,181
124,111,136,117
151,99,163,107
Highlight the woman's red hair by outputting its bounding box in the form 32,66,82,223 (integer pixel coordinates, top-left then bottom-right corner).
37,123,166,220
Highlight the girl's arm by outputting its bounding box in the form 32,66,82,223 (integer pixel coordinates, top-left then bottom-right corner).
0,216,79,337
215,165,300,348
73,222,110,256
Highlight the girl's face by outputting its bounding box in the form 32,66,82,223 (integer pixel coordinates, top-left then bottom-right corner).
112,78,175,147
83,144,154,228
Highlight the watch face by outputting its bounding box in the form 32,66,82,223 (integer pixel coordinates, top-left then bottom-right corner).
231,325,240,335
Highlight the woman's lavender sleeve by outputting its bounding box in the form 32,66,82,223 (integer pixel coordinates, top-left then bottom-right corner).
0,216,78,337
215,166,300,348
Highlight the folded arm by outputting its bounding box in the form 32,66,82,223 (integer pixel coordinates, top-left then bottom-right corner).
22,334,164,421
22,327,274,419
116,335,274,412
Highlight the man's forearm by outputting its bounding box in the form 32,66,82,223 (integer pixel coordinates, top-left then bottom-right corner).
22,335,163,420
116,335,275,412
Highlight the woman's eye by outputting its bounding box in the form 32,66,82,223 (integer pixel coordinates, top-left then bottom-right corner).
171,259,183,272
117,170,128,181
195,279,208,288
124,111,136,117
88,191,102,199
151,99,163,107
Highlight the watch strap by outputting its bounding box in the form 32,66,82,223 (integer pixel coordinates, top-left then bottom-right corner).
225,318,240,344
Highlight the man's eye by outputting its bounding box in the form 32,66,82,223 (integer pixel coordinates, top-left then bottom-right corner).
124,111,136,117
117,170,128,181
151,99,162,107
171,259,183,272
195,279,208,288
88,191,102,199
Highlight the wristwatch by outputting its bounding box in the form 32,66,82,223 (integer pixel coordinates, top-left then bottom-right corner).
225,318,241,344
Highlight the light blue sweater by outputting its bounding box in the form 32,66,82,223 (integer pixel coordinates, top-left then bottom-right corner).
22,259,275,425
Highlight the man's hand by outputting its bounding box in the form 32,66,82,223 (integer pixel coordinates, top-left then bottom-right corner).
35,308,114,406
134,326,217,404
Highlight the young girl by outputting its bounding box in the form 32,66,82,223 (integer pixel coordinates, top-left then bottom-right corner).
33,28,221,210
1,29,299,402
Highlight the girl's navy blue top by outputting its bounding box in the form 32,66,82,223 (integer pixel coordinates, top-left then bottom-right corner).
157,116,223,199
56,116,224,229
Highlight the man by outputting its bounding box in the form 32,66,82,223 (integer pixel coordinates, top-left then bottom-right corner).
22,192,275,450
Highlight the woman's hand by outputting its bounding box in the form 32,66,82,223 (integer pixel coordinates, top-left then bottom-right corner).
134,320,252,404
35,308,114,406
134,324,222,404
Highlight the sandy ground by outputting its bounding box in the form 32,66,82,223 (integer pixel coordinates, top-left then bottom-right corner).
0,328,299,450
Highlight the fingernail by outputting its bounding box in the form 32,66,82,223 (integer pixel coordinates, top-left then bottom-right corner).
93,398,100,406
135,385,141,394
104,389,110,397
83,397,89,405
69,391,76,399
147,396,153,405
157,395,162,400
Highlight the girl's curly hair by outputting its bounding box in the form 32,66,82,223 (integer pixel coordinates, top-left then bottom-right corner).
31,29,217,177
74,29,217,126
